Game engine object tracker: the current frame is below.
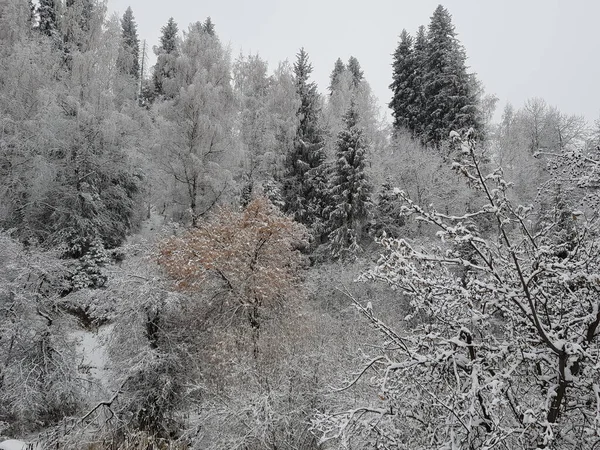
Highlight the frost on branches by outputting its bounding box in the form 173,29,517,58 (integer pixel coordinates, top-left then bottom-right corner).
314,133,600,449
157,197,308,356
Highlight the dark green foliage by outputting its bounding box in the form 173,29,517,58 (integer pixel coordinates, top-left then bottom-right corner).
159,17,178,54
389,29,416,132
327,102,372,259
152,17,179,97
37,0,58,37
1,108,144,258
283,49,328,232
371,178,405,238
329,57,345,94
203,16,215,36
71,238,110,289
389,7,482,148
119,6,140,79
422,5,481,146
347,56,363,88
412,25,428,136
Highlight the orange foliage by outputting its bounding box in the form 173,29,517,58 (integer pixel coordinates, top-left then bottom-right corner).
157,197,309,308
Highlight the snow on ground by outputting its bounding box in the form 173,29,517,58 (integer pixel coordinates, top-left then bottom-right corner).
72,324,114,392
0,440,41,450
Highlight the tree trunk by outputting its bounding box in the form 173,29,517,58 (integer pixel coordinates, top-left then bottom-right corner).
248,304,260,359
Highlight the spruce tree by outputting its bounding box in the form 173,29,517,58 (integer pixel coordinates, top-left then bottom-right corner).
422,5,481,147
327,102,372,259
159,17,179,54
283,48,327,232
412,25,428,137
37,0,58,37
152,17,179,98
389,29,415,132
372,178,405,238
119,6,140,79
347,56,363,88
203,17,215,36
329,57,345,94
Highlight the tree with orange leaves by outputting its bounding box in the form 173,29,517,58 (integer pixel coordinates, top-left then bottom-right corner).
158,197,308,357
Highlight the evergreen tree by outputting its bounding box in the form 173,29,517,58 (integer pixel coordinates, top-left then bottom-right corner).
328,57,345,94
203,16,215,36
37,0,58,37
347,56,363,88
411,25,428,136
422,5,481,147
327,102,372,259
152,17,179,98
389,29,416,132
119,6,140,79
372,177,405,238
283,48,327,233
159,17,178,54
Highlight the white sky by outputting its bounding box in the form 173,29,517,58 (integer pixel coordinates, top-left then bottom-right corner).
107,0,600,124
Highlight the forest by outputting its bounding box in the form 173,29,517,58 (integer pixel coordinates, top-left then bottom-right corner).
1,0,600,449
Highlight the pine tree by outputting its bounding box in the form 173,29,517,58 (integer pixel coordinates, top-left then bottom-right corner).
329,57,345,94
152,17,179,98
347,56,363,88
327,102,372,259
422,5,481,147
37,0,58,37
389,29,416,132
283,48,328,232
119,6,140,79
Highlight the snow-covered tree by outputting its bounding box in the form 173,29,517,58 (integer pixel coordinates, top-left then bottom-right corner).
347,55,363,88
203,16,215,36
283,48,328,233
389,29,416,132
0,233,83,435
390,7,482,147
37,0,58,38
422,5,482,147
328,57,345,94
0,10,144,257
153,21,235,226
327,103,372,259
233,53,277,204
152,17,179,98
324,56,385,166
315,132,600,449
62,0,103,54
118,6,140,79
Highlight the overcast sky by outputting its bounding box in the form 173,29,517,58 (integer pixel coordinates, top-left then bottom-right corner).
107,0,600,124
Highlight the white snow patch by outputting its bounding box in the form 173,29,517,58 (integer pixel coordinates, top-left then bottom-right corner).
72,324,113,390
0,440,40,450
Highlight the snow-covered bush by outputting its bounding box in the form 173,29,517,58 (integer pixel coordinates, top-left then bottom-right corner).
0,232,85,435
